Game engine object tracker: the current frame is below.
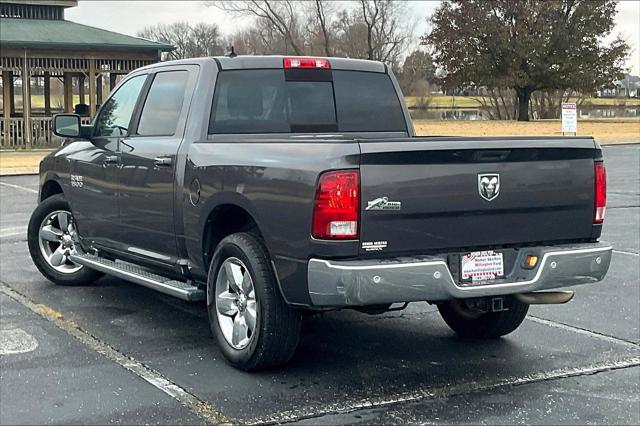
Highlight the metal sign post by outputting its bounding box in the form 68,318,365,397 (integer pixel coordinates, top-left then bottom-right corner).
561,102,577,136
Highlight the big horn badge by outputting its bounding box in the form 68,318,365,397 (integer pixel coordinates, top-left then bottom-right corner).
478,173,500,201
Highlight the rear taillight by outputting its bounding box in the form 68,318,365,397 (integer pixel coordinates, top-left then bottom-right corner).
283,57,330,69
594,162,607,224
312,170,359,240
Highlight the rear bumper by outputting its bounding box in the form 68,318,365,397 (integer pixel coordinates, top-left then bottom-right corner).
307,242,612,307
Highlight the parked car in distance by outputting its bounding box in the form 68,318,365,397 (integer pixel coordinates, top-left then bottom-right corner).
29,55,611,370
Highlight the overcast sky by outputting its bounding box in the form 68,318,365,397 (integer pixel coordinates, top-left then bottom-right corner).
66,0,640,75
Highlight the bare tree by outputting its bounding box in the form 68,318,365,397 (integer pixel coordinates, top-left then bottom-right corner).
138,22,223,59
332,10,369,59
360,0,379,60
209,0,413,66
226,20,289,55
531,90,587,119
138,22,190,60
359,0,412,63
397,49,436,96
328,1,412,66
305,0,335,56
210,1,304,55
470,88,518,121
190,22,225,56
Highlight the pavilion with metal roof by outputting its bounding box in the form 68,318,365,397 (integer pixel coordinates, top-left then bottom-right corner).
0,0,173,147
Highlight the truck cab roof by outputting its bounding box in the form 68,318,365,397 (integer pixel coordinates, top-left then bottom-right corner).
136,55,387,73
215,55,386,73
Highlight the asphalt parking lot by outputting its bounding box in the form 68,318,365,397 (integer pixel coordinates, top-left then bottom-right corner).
1,145,638,425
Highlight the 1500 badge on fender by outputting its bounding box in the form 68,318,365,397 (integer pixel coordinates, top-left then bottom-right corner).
70,175,83,188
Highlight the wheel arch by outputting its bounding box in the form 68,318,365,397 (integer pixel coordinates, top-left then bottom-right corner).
201,202,266,270
40,178,64,202
196,194,292,305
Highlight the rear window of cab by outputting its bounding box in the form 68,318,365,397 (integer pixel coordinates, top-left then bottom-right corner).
208,69,406,134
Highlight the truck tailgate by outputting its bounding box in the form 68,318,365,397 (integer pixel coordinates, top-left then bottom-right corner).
358,137,599,255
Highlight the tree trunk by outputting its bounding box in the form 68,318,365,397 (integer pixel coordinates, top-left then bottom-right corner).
516,87,532,121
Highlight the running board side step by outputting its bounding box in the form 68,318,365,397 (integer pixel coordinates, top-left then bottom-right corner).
70,253,205,302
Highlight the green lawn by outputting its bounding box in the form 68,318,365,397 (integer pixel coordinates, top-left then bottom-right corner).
406,96,483,108
580,97,640,106
405,95,640,109
1,95,82,110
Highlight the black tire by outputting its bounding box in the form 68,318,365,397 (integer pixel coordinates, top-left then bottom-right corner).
207,232,301,371
27,194,103,286
438,296,529,339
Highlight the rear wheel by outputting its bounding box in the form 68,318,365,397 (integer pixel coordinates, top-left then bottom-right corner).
27,194,102,286
207,232,301,371
438,296,529,339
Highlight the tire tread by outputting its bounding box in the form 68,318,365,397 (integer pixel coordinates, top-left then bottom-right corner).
27,194,102,286
208,232,301,371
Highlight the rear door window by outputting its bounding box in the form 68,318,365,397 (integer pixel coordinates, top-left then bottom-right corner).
210,70,288,134
137,70,189,136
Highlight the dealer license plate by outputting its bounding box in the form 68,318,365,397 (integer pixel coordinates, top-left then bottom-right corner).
461,251,504,282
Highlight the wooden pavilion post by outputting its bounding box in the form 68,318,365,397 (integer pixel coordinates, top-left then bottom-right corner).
63,72,73,113
43,71,51,116
96,74,103,106
2,71,11,146
109,72,118,91
88,59,96,117
9,72,15,115
22,54,31,148
78,74,85,104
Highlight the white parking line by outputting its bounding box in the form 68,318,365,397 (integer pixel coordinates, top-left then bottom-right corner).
0,226,27,238
0,283,230,425
613,249,640,257
0,328,38,355
528,316,639,349
248,357,640,425
0,182,38,194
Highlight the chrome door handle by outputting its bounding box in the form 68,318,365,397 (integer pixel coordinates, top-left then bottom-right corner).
154,157,173,167
103,155,119,165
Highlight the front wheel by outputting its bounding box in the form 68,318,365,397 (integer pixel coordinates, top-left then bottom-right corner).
207,232,301,371
27,194,103,286
438,296,529,339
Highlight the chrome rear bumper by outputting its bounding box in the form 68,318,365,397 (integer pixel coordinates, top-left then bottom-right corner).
307,242,612,307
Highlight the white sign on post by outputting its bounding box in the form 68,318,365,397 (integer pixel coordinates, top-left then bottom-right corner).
561,102,577,134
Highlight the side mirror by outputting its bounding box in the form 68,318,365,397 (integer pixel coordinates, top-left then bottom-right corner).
53,114,81,138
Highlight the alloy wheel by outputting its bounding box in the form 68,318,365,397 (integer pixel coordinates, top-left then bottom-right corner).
37,210,83,274
215,257,258,350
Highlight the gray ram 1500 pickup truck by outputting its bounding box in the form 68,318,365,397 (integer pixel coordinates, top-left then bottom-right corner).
29,55,612,370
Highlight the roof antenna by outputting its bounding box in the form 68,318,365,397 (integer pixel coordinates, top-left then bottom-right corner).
227,46,237,58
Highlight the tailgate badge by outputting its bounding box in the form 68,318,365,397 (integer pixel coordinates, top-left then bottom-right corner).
366,197,401,211
478,174,500,201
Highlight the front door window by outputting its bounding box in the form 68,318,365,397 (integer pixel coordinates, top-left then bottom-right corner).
94,75,146,137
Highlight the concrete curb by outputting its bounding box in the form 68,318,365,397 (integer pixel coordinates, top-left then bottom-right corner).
0,149,54,153
0,168,40,176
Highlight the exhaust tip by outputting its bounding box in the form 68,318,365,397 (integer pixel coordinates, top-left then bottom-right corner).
515,291,575,305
